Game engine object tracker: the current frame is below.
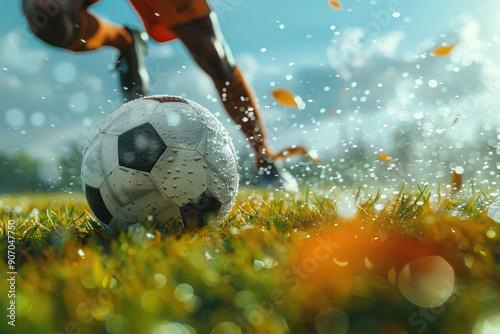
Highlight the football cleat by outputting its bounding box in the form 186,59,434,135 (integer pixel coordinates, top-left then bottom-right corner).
114,27,150,101
258,160,299,192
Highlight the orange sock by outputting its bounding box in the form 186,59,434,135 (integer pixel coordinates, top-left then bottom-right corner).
214,66,273,168
68,11,133,52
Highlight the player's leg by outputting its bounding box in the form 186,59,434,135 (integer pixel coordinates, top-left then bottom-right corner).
171,14,298,190
21,0,83,48
170,13,273,168
21,0,149,100
22,0,131,51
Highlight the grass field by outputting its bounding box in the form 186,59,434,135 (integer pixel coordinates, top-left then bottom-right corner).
1,185,499,334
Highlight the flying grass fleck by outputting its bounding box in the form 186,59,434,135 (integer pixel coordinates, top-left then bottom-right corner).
329,0,342,9
378,153,393,161
431,43,457,57
271,88,306,110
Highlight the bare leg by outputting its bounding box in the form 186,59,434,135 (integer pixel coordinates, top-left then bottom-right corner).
22,0,148,100
171,13,273,168
22,0,132,52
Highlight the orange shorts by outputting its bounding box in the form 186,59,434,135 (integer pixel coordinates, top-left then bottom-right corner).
127,0,211,42
87,0,211,42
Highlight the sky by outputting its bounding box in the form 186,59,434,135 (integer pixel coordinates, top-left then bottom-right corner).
2,0,500,187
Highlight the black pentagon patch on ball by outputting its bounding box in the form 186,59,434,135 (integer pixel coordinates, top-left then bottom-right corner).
84,184,113,225
179,189,222,230
118,123,167,173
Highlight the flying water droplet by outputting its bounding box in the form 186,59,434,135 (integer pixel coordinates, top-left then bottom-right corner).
398,256,455,308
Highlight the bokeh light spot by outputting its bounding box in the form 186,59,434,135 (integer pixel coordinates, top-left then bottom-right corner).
398,256,455,308
477,315,500,334
154,273,167,289
53,61,77,84
29,111,45,127
174,283,194,302
152,322,194,334
5,108,26,128
211,322,242,334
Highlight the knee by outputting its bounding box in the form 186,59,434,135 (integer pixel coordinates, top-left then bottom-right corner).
22,0,79,48
196,38,235,80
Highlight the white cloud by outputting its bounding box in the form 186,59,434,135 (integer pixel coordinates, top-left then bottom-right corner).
449,15,489,66
375,31,406,57
147,43,176,59
0,30,48,74
327,27,405,80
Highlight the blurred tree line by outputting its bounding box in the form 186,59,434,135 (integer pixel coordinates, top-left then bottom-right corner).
0,151,41,193
1,122,497,194
0,142,82,194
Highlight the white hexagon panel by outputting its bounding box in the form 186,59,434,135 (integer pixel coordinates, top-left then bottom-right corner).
188,99,230,141
150,148,208,207
98,166,182,226
98,98,160,135
81,132,119,188
148,98,206,150
203,129,238,183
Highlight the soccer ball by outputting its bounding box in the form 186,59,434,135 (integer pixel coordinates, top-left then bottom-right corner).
81,95,239,231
